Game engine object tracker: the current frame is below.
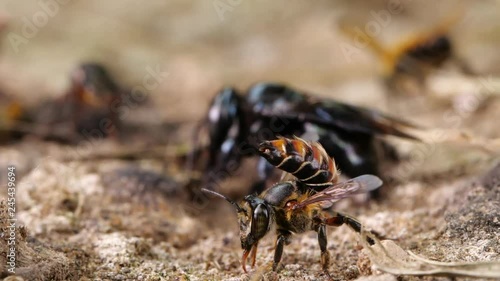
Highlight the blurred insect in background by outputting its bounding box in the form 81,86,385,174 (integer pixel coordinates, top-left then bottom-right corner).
67,63,123,136
21,63,128,143
191,82,418,196
0,63,125,143
203,137,383,279
338,11,472,95
0,92,25,143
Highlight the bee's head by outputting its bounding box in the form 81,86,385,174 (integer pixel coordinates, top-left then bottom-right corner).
201,189,272,272
238,195,272,251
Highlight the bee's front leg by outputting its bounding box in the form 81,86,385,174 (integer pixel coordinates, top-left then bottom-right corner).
273,230,291,271
317,224,333,280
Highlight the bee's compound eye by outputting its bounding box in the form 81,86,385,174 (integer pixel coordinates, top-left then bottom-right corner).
251,204,270,240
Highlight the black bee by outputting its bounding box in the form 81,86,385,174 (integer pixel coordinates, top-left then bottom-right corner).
203,137,382,279
65,63,124,137
26,63,125,142
192,82,417,194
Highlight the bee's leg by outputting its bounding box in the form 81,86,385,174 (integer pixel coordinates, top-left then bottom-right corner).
324,212,375,245
272,230,291,271
317,224,333,280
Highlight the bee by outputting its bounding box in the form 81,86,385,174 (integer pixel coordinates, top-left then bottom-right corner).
25,63,126,142
339,11,471,94
0,92,25,143
2,63,154,143
192,82,417,197
202,137,382,279
66,63,124,137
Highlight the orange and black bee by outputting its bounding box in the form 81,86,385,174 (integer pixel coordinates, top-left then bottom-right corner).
203,137,382,279
339,11,471,93
0,92,25,143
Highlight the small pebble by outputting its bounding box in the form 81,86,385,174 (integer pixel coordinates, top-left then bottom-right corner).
285,264,301,271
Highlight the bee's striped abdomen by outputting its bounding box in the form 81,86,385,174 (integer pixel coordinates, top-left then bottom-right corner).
259,137,339,189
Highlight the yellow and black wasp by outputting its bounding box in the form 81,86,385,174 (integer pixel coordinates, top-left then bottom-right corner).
203,136,382,279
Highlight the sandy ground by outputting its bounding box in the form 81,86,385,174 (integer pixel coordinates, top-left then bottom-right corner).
0,1,500,280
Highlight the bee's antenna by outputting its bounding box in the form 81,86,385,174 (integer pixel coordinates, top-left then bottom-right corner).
201,188,244,213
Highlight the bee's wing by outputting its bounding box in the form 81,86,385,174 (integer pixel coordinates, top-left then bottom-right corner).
267,102,419,140
293,175,382,210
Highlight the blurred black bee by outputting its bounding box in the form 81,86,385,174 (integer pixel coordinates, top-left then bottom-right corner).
203,137,382,278
67,63,123,135
0,63,130,143
28,63,126,142
192,82,418,194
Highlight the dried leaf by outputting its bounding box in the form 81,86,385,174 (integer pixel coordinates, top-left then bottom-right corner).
358,229,500,278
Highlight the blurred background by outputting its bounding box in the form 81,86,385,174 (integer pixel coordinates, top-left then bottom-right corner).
1,0,499,122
